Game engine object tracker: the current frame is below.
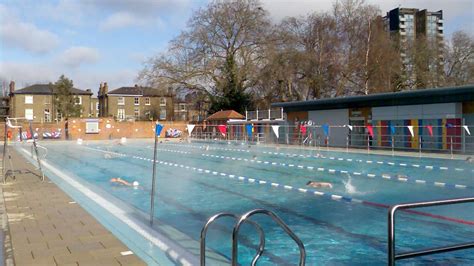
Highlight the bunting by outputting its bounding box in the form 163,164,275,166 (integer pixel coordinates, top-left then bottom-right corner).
155,124,164,136
218,125,227,136
366,125,374,137
426,125,433,137
272,125,280,139
300,124,307,135
187,124,195,134
246,124,253,137
390,125,396,135
463,125,471,136
407,125,414,137
322,124,330,136
345,125,353,131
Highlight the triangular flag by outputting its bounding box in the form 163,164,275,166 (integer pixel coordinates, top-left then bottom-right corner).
463,125,471,136
366,125,374,137
246,124,253,137
322,124,329,136
446,123,454,128
346,125,353,131
390,125,396,135
155,124,164,136
407,125,414,137
187,124,195,134
426,125,433,137
300,125,307,135
217,125,227,136
272,125,280,139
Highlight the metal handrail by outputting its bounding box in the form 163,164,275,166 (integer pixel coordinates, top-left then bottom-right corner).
200,212,265,266
388,197,474,266
232,209,306,266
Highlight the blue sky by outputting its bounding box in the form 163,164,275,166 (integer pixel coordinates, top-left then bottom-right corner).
1,0,472,95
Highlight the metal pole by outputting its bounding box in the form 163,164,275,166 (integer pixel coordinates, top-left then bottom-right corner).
326,136,329,151
29,122,44,181
419,136,422,158
388,207,396,266
462,119,466,153
346,135,349,153
391,136,395,157
450,136,453,159
367,134,370,154
150,132,158,226
2,121,7,184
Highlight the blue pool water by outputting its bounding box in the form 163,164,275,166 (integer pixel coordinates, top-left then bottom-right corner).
16,140,474,265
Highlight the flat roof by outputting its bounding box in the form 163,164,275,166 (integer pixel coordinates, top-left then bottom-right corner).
271,85,474,112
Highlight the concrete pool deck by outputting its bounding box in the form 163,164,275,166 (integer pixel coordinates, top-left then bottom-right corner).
0,149,145,266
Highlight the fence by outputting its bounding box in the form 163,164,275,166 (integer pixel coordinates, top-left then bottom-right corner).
188,124,474,154
1,118,187,141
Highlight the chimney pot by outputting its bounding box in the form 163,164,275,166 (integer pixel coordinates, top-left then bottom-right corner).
9,81,15,94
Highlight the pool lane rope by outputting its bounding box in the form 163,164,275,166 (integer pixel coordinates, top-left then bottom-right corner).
88,146,474,226
200,154,471,190
157,143,473,173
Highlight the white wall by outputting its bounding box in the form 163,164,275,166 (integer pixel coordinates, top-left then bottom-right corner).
308,109,349,146
372,103,461,120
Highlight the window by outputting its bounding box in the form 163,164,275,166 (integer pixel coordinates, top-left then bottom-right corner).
117,109,125,120
118,97,125,105
134,107,140,118
75,96,82,105
159,108,166,120
160,98,166,106
179,103,186,111
44,109,51,122
25,109,33,120
145,97,151,105
144,110,151,119
25,95,33,104
56,111,62,121
96,102,99,111
134,97,139,105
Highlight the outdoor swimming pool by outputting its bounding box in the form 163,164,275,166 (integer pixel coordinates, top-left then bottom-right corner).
16,139,474,265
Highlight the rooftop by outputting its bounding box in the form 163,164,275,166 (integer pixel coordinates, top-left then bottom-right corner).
13,84,93,95
107,86,168,97
271,85,474,112
206,110,245,121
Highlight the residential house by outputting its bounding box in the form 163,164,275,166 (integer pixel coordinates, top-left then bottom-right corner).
9,82,93,122
98,83,173,121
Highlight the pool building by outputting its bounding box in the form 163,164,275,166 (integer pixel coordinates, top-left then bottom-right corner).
272,85,474,153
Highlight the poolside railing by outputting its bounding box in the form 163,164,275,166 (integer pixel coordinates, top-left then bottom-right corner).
388,197,474,266
188,124,474,155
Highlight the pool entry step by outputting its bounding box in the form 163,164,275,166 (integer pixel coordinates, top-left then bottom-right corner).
200,208,306,266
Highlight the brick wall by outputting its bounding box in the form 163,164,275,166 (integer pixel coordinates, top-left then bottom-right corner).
1,119,188,141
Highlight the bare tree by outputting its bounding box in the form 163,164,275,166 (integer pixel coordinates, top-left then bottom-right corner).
140,0,270,113
445,31,474,86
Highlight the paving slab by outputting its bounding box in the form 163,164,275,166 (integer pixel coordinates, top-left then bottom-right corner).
1,148,145,266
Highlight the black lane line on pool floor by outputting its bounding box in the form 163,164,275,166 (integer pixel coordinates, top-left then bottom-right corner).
53,146,290,265
158,142,474,173
89,145,474,226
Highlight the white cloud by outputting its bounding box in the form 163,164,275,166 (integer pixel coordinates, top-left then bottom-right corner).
99,12,148,31
59,46,100,68
0,10,60,54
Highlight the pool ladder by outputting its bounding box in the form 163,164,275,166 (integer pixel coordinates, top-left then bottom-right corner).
200,208,306,266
